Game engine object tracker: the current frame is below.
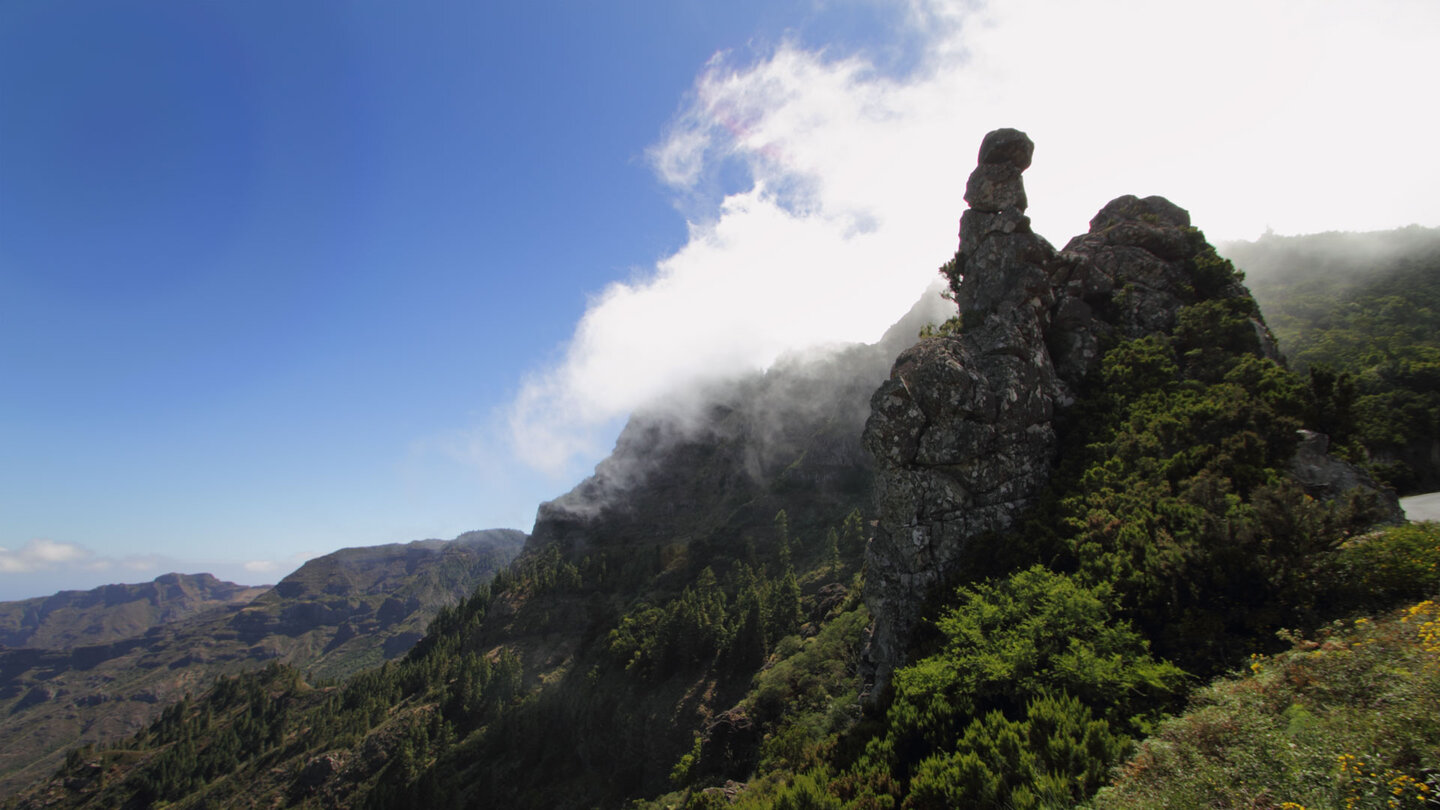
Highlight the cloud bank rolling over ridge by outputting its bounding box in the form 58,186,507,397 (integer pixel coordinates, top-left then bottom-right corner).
505,0,1439,476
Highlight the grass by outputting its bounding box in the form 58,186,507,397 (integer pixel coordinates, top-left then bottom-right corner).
1091,597,1440,810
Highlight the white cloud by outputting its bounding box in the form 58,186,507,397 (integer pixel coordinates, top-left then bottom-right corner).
0,540,311,600
507,0,1440,474
0,540,183,580
0,537,305,592
242,550,319,576
0,538,93,573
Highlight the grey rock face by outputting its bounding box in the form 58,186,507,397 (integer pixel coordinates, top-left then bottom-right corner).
860,129,1387,693
977,127,1034,169
1045,193,1266,386
1290,430,1405,523
863,130,1064,690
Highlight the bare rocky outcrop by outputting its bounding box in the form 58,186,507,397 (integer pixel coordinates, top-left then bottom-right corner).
860,129,1395,693
1290,430,1405,523
862,129,1064,692
1045,194,1279,386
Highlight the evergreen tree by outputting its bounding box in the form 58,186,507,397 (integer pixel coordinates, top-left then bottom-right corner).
775,509,793,569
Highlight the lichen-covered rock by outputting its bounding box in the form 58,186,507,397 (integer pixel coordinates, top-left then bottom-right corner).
961,128,1033,213
1043,193,1273,385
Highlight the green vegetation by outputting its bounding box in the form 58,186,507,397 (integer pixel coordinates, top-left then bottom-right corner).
1094,581,1440,810
11,235,1439,810
9,496,874,809
672,249,1425,810
863,568,1181,809
0,533,521,798
1235,228,1440,492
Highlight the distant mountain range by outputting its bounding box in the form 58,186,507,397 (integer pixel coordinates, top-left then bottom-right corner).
0,529,522,794
0,573,267,650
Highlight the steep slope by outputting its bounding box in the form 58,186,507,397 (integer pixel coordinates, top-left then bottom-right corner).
1224,227,1440,492
1093,548,1440,810
0,573,265,650
6,131,1427,810
0,530,521,796
434,292,950,807
0,294,948,810
862,129,1400,689
530,289,951,562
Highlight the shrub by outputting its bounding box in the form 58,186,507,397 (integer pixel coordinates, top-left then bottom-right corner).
1092,597,1440,810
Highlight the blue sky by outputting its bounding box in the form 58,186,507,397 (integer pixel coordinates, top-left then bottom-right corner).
3,0,1438,600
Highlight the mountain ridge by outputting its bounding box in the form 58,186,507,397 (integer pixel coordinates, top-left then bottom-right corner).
5,131,1434,810
0,529,523,795
0,573,267,651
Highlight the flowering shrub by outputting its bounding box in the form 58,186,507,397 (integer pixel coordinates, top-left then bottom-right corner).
1328,523,1440,610
1091,596,1440,810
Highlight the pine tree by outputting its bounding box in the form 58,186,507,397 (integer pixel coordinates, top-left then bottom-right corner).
775,509,792,569
842,508,866,557
825,527,841,570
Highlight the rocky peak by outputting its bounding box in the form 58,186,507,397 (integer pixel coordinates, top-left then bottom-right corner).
861,128,1387,693
1045,193,1278,385
864,130,1064,690
951,129,1053,324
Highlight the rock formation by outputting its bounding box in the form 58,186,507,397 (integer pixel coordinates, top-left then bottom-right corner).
862,129,1065,690
861,128,1397,692
1289,429,1403,514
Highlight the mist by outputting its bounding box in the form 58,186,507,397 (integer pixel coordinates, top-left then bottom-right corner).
502,0,1440,479
1221,226,1440,289
532,283,955,526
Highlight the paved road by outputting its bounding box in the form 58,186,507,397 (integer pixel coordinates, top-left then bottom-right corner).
1400,491,1440,522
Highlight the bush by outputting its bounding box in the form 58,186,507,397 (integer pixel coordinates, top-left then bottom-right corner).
878,567,1183,779
1092,597,1440,810
906,692,1125,810
1326,522,1440,609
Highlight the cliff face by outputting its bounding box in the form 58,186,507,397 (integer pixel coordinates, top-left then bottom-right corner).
861,129,1397,689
